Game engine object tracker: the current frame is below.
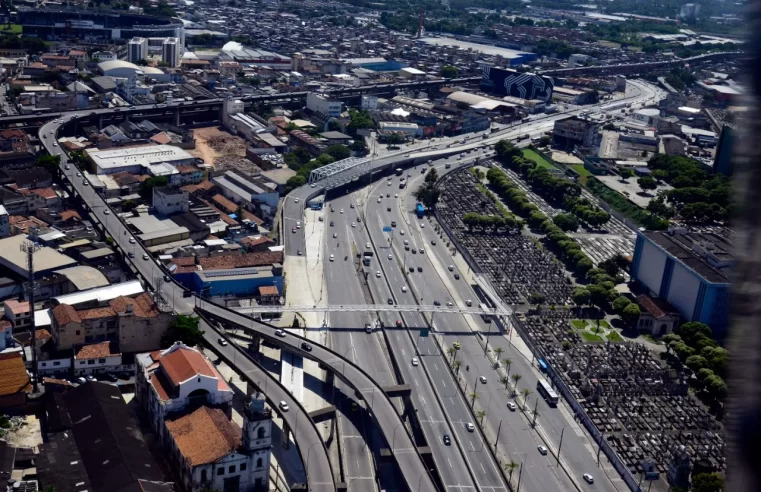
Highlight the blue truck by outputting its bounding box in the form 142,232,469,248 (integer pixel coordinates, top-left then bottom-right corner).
415,203,425,218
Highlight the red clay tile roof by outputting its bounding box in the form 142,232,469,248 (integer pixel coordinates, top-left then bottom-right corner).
36,329,51,342
637,295,678,319
31,187,57,200
0,352,31,396
109,293,159,318
4,300,30,315
78,307,116,320
52,304,79,325
258,285,279,296
177,164,199,174
211,194,238,214
75,341,120,359
160,347,216,386
165,406,241,466
241,236,273,247
150,373,170,401
241,210,264,225
59,210,81,221
43,377,72,386
181,180,215,194
150,132,172,145
172,251,282,274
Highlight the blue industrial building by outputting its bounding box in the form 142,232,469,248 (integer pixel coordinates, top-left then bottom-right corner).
631,230,731,339
173,266,283,298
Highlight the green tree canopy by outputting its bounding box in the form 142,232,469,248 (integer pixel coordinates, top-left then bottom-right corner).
325,144,351,161
441,65,458,79
162,315,205,347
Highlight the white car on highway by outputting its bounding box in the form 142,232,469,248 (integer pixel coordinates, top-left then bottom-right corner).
401,286,407,293
411,357,419,366
366,243,371,249
329,254,335,262
376,271,381,278
466,423,475,432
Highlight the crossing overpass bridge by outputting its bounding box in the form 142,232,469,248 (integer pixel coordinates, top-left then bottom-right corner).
230,303,512,317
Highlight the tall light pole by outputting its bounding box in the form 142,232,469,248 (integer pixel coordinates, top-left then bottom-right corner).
21,237,40,392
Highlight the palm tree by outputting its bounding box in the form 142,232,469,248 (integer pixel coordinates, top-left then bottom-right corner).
504,460,519,482
469,391,478,408
447,346,456,361
494,346,504,361
521,388,532,409
476,409,486,425
500,375,509,389
511,373,522,395
502,358,512,378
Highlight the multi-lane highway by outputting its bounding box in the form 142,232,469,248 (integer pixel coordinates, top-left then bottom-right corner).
367,156,609,492
325,192,480,492
322,193,399,492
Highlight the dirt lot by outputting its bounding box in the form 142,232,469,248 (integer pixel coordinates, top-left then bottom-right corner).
191,127,248,168
1,415,43,448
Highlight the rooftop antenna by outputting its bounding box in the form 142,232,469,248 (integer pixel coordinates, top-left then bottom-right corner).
20,236,40,393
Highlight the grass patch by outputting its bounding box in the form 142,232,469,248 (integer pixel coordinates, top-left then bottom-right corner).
522,149,557,170
606,331,624,342
580,331,604,343
586,177,653,226
642,334,664,345
570,164,592,177
0,24,22,33
594,319,610,329
570,319,588,330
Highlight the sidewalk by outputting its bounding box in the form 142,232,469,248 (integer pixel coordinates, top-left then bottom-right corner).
282,206,332,431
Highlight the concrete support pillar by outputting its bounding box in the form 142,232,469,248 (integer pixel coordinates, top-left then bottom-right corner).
173,110,181,126
282,422,291,450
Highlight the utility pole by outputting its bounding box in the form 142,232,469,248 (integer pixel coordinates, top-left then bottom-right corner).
494,420,502,451
21,237,40,393
556,427,565,467
516,462,523,492
597,431,604,466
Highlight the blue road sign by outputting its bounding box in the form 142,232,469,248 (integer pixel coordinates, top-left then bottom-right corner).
383,226,393,232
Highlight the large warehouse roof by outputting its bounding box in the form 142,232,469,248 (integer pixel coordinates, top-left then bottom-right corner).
98,60,141,73
87,145,195,173
0,235,77,277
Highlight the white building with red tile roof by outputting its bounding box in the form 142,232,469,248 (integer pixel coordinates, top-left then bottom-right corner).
137,342,272,492
135,342,234,438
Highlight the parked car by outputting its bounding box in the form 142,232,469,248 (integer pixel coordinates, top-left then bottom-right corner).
301,342,312,352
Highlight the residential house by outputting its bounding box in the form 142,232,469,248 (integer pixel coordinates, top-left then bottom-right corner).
73,340,123,376
154,187,190,215
4,299,31,334
0,129,31,153
0,352,31,408
18,187,61,212
50,293,173,354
